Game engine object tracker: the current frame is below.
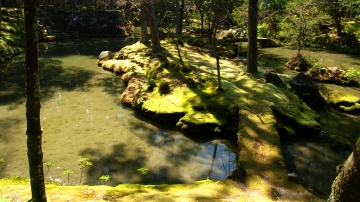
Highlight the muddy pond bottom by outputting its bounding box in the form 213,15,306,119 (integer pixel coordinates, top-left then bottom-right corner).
0,38,236,186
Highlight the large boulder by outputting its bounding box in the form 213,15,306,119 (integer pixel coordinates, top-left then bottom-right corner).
265,70,286,88
290,72,326,107
270,89,321,137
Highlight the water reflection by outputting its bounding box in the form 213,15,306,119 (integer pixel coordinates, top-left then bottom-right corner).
0,38,236,186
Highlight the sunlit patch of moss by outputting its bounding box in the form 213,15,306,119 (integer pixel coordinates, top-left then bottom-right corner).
327,90,360,113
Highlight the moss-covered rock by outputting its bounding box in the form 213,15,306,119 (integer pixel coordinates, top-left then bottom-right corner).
285,53,312,71
328,135,353,152
270,90,321,137
327,90,360,114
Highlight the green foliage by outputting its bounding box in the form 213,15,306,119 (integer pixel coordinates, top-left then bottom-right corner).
277,0,320,51
147,79,157,91
99,175,111,185
137,167,149,175
158,79,170,94
64,169,74,185
79,156,93,184
0,158,4,163
79,156,93,169
44,161,55,176
258,23,269,38
63,169,74,175
0,195,7,202
343,67,360,81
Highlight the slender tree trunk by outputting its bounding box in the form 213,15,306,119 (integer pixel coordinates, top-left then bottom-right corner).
329,136,360,202
146,2,160,52
140,3,148,43
178,0,184,34
333,10,342,36
24,0,47,201
247,0,258,73
332,0,342,36
0,0,2,36
175,0,180,35
211,23,222,91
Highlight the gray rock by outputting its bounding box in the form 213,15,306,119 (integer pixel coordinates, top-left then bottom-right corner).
99,51,113,61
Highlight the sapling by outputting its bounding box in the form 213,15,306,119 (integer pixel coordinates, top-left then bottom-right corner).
63,169,74,186
78,156,93,185
43,161,54,177
137,167,149,175
0,158,4,178
99,175,111,185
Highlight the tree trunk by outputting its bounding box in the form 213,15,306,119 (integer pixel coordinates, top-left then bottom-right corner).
0,0,2,36
329,136,360,202
178,0,184,34
146,3,160,52
247,0,258,73
24,0,47,201
332,0,342,36
175,0,180,35
211,22,222,91
140,3,148,43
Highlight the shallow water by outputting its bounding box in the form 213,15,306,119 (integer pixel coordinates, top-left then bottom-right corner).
0,38,236,186
260,47,360,194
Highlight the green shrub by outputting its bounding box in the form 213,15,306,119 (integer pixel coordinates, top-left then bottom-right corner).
158,79,170,94
343,67,360,81
147,79,156,91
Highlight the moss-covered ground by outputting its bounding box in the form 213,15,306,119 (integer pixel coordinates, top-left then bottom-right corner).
96,37,326,201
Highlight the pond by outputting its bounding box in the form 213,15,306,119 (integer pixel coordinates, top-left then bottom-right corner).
0,38,236,186
259,47,360,194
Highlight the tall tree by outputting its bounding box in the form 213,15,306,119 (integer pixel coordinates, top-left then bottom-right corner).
283,0,319,54
144,0,160,52
24,0,47,201
140,2,148,43
175,0,185,35
0,0,2,36
329,136,360,202
247,0,258,73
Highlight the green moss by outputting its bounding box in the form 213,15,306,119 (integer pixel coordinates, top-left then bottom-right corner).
158,79,170,94
327,90,360,113
329,135,353,152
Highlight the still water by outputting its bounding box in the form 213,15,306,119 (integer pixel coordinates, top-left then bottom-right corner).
0,38,236,186
260,47,360,194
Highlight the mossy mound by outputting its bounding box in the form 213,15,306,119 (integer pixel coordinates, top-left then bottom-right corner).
306,67,359,86
285,53,312,71
327,90,360,114
99,39,321,140
328,135,353,152
97,37,324,201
